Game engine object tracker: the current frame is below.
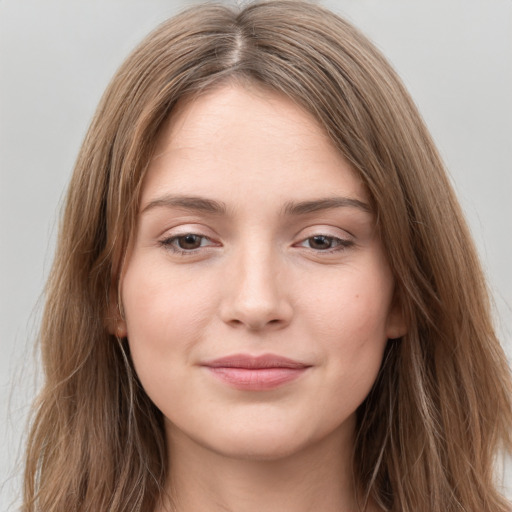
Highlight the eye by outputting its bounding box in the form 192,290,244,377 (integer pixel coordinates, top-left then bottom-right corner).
160,233,217,254
297,235,353,252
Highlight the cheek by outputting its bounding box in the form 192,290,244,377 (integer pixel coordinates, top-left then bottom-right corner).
299,264,393,386
303,265,393,340
121,259,218,374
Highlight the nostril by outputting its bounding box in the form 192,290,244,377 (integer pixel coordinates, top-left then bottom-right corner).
227,317,284,331
220,295,293,331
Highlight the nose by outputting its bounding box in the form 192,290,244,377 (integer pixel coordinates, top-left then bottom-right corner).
219,245,293,331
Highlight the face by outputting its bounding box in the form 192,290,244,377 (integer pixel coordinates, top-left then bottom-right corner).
118,84,405,461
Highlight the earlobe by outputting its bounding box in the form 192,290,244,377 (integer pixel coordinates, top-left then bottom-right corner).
106,285,128,338
106,307,127,338
386,291,408,340
386,316,407,340
115,321,128,339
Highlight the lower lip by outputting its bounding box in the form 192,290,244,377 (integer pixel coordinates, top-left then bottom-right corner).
206,367,308,390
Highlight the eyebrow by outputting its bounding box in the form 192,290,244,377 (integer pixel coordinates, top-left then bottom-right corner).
141,195,228,215
141,194,372,216
282,197,372,215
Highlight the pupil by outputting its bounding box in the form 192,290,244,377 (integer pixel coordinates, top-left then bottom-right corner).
311,236,331,249
179,235,201,249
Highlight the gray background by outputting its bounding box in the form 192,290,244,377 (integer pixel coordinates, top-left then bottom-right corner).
1,0,511,509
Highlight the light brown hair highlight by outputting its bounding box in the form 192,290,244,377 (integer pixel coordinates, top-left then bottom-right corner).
23,2,512,511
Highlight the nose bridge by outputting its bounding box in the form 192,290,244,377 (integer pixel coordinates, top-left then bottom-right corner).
221,236,292,330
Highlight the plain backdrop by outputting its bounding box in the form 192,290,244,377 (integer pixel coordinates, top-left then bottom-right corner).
1,0,511,509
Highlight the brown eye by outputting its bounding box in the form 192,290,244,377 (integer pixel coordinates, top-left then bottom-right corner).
308,235,334,250
296,234,353,253
160,233,216,254
177,234,203,250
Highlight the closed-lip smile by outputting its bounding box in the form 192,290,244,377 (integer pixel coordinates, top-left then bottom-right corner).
201,353,312,390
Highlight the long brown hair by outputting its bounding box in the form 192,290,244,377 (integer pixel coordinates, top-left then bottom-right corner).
23,1,512,511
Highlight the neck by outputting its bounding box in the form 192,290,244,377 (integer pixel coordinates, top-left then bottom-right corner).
157,420,368,512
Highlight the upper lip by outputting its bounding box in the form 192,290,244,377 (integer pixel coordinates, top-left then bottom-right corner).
201,354,310,369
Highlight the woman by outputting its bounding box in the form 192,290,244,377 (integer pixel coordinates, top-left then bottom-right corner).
23,1,512,511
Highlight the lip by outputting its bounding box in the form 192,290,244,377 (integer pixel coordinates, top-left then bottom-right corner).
201,353,311,391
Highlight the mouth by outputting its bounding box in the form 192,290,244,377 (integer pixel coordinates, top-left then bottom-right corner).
201,353,312,391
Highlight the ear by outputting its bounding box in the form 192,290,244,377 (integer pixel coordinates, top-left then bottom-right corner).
106,284,128,338
385,288,408,340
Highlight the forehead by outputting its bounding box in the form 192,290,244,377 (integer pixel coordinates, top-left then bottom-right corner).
156,82,326,150
142,83,368,208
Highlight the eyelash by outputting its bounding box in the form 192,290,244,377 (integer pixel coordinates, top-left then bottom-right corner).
296,234,354,253
159,234,218,256
159,233,354,256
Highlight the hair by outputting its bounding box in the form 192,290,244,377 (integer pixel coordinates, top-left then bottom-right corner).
23,1,512,511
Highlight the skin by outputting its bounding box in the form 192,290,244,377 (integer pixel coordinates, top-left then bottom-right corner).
118,83,405,512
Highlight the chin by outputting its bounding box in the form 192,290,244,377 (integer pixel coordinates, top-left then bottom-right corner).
167,410,353,463
201,431,313,462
